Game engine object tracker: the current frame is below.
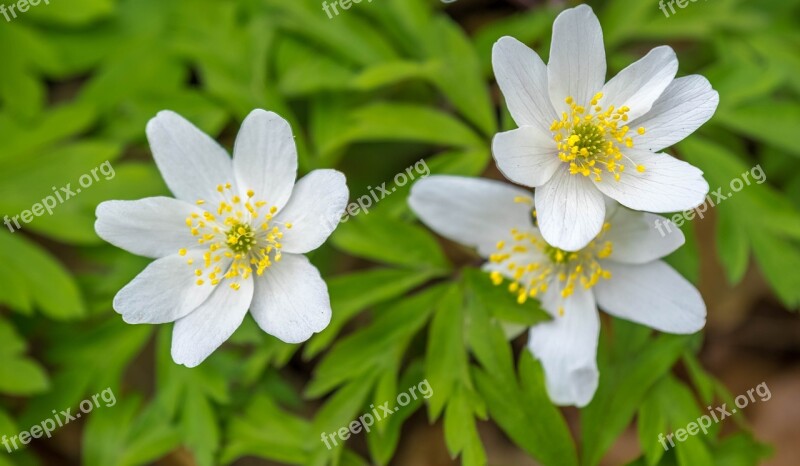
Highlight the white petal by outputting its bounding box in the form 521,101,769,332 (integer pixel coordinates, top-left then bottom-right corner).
171,275,254,368
233,110,298,212
95,197,202,259
631,75,719,152
535,168,606,251
594,261,706,334
492,126,561,188
601,46,678,121
492,36,558,131
408,175,535,257
113,251,229,324
604,206,684,264
594,148,709,213
146,111,235,203
275,169,349,255
547,5,606,112
250,254,331,344
527,285,599,407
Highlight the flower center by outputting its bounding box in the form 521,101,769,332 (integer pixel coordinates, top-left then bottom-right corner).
179,183,293,291
226,222,255,254
488,222,614,313
551,93,647,182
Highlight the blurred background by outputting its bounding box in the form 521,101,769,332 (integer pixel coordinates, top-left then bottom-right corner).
0,0,799,465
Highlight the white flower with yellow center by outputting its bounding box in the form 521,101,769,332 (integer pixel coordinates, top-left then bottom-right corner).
409,175,705,407
95,109,348,367
491,4,718,251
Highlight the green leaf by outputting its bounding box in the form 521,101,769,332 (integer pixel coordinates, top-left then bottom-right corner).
307,285,446,397
463,267,550,326
0,103,96,164
366,362,429,465
682,353,716,405
464,278,517,383
222,391,312,465
154,328,230,466
83,396,182,466
645,376,715,466
750,230,800,309
0,141,124,244
425,16,496,135
443,385,487,466
0,232,84,318
712,433,772,466
26,0,115,26
463,269,576,466
351,61,435,91
717,102,800,158
473,10,555,74
305,267,440,358
637,387,667,466
473,352,578,466
310,377,375,461
425,285,467,420
716,207,750,285
581,328,691,466
320,103,484,156
0,318,49,395
331,213,450,271
266,0,397,67
20,319,150,428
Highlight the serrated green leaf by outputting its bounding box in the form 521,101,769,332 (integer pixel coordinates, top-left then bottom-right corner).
581,329,691,466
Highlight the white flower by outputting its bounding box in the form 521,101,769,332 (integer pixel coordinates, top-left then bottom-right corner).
491,4,718,251
95,109,348,367
409,175,705,407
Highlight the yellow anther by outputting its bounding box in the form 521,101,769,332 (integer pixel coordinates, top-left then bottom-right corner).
551,95,637,182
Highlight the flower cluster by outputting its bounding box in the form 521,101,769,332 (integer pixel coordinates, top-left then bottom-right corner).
94,4,718,408
409,4,718,406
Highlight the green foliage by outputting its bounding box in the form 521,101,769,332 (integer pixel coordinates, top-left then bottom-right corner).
0,0,795,464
